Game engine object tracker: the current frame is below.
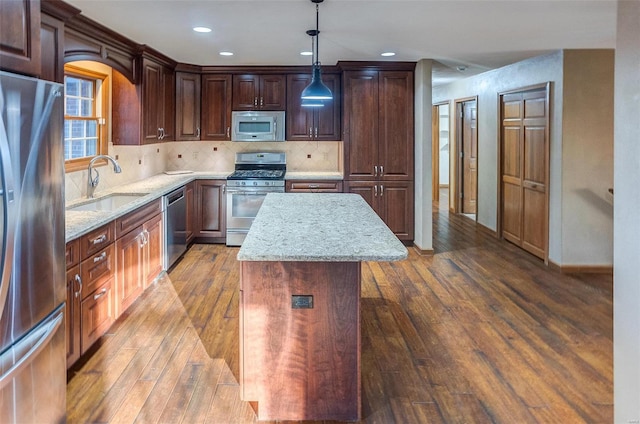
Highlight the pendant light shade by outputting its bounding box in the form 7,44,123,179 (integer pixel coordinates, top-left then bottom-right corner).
301,66,332,100
301,0,332,103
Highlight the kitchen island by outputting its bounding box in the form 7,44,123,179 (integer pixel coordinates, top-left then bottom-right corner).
237,193,407,422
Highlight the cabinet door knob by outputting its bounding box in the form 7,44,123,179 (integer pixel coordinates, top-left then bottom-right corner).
226,127,230,139
260,97,264,107
254,97,258,107
374,185,378,197
380,165,384,176
309,127,313,138
196,127,201,138
374,166,378,177
380,184,384,196
314,127,318,138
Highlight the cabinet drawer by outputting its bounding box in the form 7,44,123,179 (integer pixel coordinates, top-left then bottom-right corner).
80,243,115,298
81,277,114,354
81,222,116,260
116,199,162,238
66,239,80,269
286,180,343,193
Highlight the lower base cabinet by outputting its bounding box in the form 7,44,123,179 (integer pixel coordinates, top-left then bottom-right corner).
195,179,226,241
81,278,115,353
66,199,164,369
344,180,414,242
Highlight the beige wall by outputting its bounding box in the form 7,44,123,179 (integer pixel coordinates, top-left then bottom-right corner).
561,50,614,266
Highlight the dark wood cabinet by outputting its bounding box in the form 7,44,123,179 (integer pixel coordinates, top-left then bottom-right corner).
344,180,414,241
286,180,343,193
233,74,286,110
286,73,341,141
0,0,41,76
115,228,145,316
175,72,201,141
196,180,226,241
113,57,175,145
143,212,163,287
343,67,414,241
202,74,232,140
115,199,163,315
141,58,175,142
40,13,64,83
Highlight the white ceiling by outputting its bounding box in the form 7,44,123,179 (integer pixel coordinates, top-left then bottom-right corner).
64,0,617,85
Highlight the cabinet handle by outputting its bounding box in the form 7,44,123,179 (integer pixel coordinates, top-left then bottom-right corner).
260,97,264,107
380,184,384,196
254,97,258,107
314,127,318,138
144,230,150,246
374,166,378,177
380,165,384,176
74,274,82,298
93,288,107,301
222,184,226,194
226,127,230,139
309,127,313,139
374,185,378,197
308,184,319,189
93,252,107,263
196,127,200,138
92,234,107,245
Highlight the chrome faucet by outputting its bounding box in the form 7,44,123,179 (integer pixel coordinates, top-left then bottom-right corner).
87,155,122,198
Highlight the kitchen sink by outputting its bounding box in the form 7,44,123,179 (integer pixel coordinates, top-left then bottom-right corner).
66,193,148,212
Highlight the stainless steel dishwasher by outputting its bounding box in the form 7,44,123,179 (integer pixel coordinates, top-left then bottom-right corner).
163,186,187,269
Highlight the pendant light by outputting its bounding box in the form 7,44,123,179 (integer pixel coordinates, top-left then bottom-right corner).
302,29,325,107
301,0,333,102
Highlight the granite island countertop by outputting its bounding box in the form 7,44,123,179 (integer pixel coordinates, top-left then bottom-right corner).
237,193,408,262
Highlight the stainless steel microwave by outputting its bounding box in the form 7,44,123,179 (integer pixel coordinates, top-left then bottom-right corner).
231,111,285,142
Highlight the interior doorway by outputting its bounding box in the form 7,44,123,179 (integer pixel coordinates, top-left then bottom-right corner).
454,97,478,219
431,102,450,204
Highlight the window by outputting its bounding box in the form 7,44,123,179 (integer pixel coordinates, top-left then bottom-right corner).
64,64,109,172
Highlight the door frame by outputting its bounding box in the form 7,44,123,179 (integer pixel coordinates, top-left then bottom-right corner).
432,101,450,203
497,82,551,263
453,96,478,216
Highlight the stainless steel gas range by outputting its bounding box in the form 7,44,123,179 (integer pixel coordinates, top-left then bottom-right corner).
226,152,286,246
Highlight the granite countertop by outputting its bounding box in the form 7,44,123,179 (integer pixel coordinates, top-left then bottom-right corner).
284,171,343,180
237,193,408,262
65,171,230,242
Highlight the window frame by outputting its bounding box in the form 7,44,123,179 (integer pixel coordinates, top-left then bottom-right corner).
63,64,110,173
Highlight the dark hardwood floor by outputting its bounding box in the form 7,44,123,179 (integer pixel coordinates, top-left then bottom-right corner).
67,190,613,423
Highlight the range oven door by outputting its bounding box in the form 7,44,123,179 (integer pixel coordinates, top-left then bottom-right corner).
226,188,274,246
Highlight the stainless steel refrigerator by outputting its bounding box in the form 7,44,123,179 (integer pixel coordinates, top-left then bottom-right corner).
0,71,66,422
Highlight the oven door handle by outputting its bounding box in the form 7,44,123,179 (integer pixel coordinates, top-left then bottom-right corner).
226,189,279,195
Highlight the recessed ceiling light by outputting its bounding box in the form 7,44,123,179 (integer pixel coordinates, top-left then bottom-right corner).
300,51,313,56
381,52,396,57
193,27,212,33
219,51,234,56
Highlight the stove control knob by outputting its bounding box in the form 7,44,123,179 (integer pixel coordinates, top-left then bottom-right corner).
241,181,246,186
265,181,270,186
253,181,258,186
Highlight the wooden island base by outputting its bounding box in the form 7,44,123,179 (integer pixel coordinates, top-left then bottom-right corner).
239,261,361,422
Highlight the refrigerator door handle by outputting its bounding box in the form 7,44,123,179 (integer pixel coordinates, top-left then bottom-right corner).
0,309,63,391
0,98,17,321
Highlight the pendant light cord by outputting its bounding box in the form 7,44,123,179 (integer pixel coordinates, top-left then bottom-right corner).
315,3,320,67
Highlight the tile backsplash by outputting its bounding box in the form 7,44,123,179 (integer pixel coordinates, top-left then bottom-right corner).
65,141,343,202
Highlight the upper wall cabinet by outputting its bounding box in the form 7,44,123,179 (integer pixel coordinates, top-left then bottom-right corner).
175,72,201,141
112,54,176,145
201,74,232,140
286,73,341,141
0,0,41,76
232,74,286,111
